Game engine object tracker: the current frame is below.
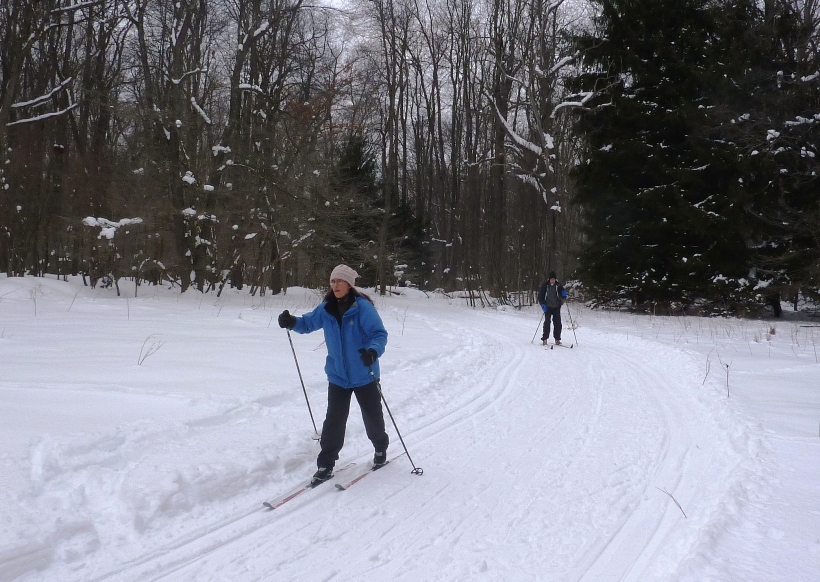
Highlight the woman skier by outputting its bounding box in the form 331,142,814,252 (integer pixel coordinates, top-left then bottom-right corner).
278,264,389,485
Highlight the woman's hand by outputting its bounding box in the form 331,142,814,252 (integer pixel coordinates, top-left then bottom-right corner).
278,310,296,329
358,348,378,366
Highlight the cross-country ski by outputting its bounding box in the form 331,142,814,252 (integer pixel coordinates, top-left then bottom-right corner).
549,342,574,349
334,452,406,491
262,462,355,510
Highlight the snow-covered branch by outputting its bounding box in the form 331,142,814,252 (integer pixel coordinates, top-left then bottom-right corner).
190,97,211,124
7,102,78,127
253,21,270,39
551,91,595,118
515,173,543,191
11,78,74,109
547,52,578,77
82,216,143,240
547,0,568,13
171,68,208,85
493,103,543,156
50,1,103,15
784,114,820,126
237,20,271,53
292,230,315,248
237,83,265,94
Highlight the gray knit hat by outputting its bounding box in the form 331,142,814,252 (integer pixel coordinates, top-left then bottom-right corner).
330,264,358,287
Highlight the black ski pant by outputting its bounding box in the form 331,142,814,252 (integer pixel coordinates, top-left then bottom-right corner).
317,381,389,469
542,306,562,341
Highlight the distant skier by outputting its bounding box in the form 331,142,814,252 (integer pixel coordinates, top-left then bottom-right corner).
537,271,567,346
278,264,389,486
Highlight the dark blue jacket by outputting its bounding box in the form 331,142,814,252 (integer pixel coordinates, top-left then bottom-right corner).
292,296,388,388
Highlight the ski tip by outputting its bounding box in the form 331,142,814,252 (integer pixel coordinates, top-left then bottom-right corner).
335,483,346,491
263,502,274,510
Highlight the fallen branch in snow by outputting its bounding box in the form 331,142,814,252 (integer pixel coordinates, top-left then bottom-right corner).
138,335,166,365
702,350,712,385
28,285,48,315
656,487,687,518
717,352,731,397
724,363,730,397
394,307,408,336
68,292,79,313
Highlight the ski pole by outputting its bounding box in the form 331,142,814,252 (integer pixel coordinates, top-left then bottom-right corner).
286,326,320,438
531,312,544,343
363,355,423,475
565,302,579,346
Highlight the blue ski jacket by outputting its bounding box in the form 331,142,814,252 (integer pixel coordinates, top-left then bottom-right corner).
292,296,388,388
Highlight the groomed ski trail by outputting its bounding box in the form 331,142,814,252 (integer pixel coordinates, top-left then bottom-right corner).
89,306,749,582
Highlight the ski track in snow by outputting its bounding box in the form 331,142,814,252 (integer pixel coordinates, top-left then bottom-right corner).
1,279,815,582
74,310,737,581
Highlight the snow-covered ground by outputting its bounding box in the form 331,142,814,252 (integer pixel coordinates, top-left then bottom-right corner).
0,276,818,582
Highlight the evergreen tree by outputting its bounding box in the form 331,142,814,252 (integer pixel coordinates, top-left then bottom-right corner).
570,0,758,308
315,134,429,289
713,1,820,302
309,134,382,285
571,0,820,309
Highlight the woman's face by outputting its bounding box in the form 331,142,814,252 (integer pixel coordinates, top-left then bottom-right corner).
330,278,351,298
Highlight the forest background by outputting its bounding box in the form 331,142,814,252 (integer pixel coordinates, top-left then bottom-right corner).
1,0,818,313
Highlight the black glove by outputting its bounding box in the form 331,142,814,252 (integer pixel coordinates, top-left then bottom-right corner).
359,348,378,366
278,310,296,329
